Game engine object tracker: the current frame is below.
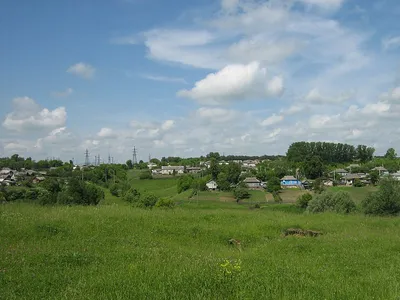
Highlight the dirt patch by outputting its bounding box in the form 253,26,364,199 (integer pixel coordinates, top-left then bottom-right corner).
283,228,323,237
220,196,235,202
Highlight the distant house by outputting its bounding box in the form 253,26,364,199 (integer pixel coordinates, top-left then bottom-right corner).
372,167,389,177
243,177,262,189
0,169,16,186
324,180,334,187
206,180,218,191
332,169,348,177
343,174,361,186
391,172,400,181
186,167,202,174
33,176,46,184
147,162,158,169
151,169,162,175
242,160,258,169
280,176,302,188
161,166,185,175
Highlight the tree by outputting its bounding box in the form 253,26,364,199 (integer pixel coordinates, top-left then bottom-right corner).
384,148,397,160
362,178,400,216
177,175,194,193
226,162,241,184
369,170,379,185
313,178,325,194
267,176,281,193
233,187,250,203
209,158,220,180
217,172,230,191
206,152,220,160
296,193,313,209
303,156,324,179
126,159,133,169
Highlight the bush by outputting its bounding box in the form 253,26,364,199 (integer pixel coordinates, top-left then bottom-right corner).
233,187,250,203
0,192,6,202
139,170,153,180
362,178,400,216
4,188,26,201
123,188,141,203
37,188,56,205
177,175,194,193
155,197,175,209
25,188,40,201
63,178,104,205
109,184,119,197
353,178,364,187
313,178,325,194
307,191,356,214
296,193,312,209
136,193,159,208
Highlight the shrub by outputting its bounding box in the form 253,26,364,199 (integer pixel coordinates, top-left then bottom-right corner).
312,178,325,194
353,178,364,187
4,187,26,201
63,178,104,205
136,193,159,208
296,193,312,209
155,197,175,209
362,178,400,216
307,191,356,214
25,188,40,201
37,188,56,205
123,188,141,203
177,175,194,193
109,184,119,197
139,170,153,180
0,192,6,202
233,187,250,203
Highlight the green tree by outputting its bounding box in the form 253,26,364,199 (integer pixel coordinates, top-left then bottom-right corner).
209,158,220,180
226,162,241,184
267,176,281,193
296,193,313,209
233,187,250,203
303,156,324,179
217,172,230,191
126,159,133,169
384,148,397,160
313,178,325,194
177,175,194,193
369,170,379,185
362,178,400,216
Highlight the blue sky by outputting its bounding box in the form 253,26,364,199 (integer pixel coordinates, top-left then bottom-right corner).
1,0,400,163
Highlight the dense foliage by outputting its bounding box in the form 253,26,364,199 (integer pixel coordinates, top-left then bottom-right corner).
287,142,374,164
307,191,356,214
362,178,400,216
296,193,313,209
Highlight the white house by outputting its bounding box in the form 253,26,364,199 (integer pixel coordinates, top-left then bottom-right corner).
372,166,389,176
147,162,158,169
161,166,185,175
206,180,218,190
391,172,400,181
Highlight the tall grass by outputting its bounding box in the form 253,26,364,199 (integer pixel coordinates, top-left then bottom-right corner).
1,201,400,299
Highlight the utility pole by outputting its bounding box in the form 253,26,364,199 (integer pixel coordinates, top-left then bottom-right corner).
85,149,90,166
133,146,138,167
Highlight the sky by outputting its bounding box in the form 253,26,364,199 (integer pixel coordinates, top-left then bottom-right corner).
1,0,400,163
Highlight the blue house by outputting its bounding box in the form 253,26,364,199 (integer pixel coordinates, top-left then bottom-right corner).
280,176,302,188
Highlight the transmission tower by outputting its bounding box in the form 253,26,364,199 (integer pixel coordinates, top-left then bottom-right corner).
85,149,90,166
108,154,111,164
133,146,138,165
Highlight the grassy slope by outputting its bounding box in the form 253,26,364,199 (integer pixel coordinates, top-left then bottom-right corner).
1,201,400,299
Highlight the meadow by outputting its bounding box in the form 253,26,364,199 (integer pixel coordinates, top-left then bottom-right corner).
2,185,400,299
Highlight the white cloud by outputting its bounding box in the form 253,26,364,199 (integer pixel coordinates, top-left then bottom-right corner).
2,97,67,133
52,88,73,98
305,88,352,104
195,107,237,123
67,62,96,79
382,36,400,51
281,104,306,115
380,86,400,103
161,120,175,131
141,74,187,84
297,0,345,10
177,62,284,105
261,114,284,127
97,128,118,139
221,0,239,12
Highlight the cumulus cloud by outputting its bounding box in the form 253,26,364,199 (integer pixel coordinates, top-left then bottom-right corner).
305,88,352,104
161,120,175,131
2,97,67,133
261,114,284,127
195,107,237,123
297,0,345,10
110,35,138,45
51,88,73,98
178,62,284,105
97,128,118,139
67,63,96,79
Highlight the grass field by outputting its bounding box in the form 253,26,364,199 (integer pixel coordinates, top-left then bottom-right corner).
1,199,400,299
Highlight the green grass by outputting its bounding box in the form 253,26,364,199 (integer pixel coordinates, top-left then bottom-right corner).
327,186,378,203
1,201,400,299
